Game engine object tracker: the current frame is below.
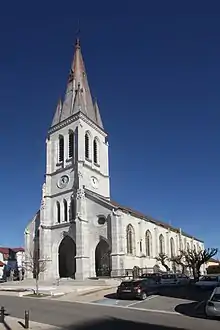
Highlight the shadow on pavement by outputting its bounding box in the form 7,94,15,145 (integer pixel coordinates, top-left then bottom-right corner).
2,320,12,330
158,285,212,302
175,301,207,319
63,317,190,330
104,293,122,299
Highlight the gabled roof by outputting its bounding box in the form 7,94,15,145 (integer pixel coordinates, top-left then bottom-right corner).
84,188,203,243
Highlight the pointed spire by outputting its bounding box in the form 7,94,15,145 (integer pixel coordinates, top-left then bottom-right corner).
72,82,87,115
50,39,104,129
51,98,62,126
94,99,104,129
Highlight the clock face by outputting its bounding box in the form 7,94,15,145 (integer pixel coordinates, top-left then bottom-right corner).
91,176,98,189
57,175,69,189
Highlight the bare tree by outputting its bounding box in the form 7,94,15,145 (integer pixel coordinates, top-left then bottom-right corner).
180,248,218,280
23,251,47,295
155,253,170,272
170,253,188,274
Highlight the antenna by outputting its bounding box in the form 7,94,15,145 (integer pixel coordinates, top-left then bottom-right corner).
76,19,81,40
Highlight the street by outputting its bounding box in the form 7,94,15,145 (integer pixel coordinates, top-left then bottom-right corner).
0,285,219,329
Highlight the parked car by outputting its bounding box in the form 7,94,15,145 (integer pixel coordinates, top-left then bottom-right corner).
195,274,220,289
140,273,161,284
116,278,159,300
205,286,220,318
160,273,190,286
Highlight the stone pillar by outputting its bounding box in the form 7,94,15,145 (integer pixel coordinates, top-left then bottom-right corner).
166,230,170,257
75,188,90,280
40,227,53,280
111,209,125,277
179,228,182,251
154,227,158,257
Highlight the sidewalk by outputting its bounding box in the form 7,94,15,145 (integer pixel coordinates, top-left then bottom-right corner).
0,278,121,299
57,287,116,303
0,316,59,329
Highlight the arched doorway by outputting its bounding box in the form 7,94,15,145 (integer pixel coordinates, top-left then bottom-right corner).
58,236,76,278
95,239,111,277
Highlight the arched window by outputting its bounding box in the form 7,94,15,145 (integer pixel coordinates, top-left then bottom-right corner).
159,234,165,254
56,202,61,223
187,242,190,251
85,132,90,159
93,138,98,164
70,197,76,221
63,199,68,222
68,131,74,158
59,135,64,162
170,237,175,258
145,230,152,257
126,224,135,255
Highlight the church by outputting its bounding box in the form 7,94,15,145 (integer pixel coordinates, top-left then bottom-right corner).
24,38,204,280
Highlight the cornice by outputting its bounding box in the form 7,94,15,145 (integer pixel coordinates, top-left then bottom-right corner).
41,221,74,230
78,160,109,178
44,188,73,199
45,164,74,177
48,111,107,137
48,113,79,134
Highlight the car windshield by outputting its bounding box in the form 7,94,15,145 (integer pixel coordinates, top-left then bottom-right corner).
200,276,218,282
162,274,176,279
211,294,220,302
120,281,141,287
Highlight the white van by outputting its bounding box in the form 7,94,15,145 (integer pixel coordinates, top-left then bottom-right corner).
195,274,220,289
160,273,190,286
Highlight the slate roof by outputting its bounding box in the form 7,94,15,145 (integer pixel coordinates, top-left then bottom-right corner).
85,188,203,243
51,39,103,129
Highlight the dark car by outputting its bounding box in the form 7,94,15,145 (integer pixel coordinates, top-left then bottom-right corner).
116,278,159,300
140,273,161,284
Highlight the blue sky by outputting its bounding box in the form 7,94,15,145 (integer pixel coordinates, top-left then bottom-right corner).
0,1,219,252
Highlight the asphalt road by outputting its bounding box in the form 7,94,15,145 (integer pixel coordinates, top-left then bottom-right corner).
0,286,219,330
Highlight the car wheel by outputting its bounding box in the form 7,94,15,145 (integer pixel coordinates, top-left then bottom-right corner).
140,292,147,300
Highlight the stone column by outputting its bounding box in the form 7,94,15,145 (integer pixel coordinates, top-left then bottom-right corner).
166,230,170,257
111,209,125,277
40,227,53,280
154,227,158,257
75,188,90,280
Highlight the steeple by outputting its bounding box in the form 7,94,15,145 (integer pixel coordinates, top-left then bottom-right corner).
51,98,62,127
51,39,104,129
94,99,103,129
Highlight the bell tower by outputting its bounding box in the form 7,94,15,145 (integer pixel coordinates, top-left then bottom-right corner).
40,39,110,279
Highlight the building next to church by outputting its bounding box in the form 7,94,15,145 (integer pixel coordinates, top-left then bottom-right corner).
24,38,204,280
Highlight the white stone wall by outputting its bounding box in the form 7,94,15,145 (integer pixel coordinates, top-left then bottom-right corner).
16,251,25,269
119,210,204,273
47,116,110,200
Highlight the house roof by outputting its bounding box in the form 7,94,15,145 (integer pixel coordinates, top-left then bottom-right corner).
84,188,204,243
0,247,24,254
208,258,219,263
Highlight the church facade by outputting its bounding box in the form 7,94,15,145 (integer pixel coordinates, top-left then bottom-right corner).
24,39,204,280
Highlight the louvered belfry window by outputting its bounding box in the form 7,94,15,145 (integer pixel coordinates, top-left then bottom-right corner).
69,131,74,158
59,136,64,162
93,139,98,164
85,133,89,159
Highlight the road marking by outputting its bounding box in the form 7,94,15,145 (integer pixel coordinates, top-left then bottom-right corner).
127,295,158,307
194,300,205,310
73,299,183,316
